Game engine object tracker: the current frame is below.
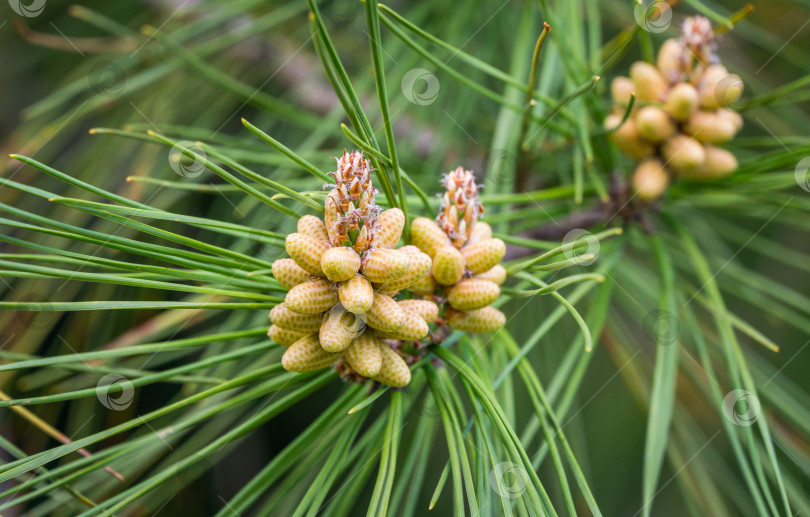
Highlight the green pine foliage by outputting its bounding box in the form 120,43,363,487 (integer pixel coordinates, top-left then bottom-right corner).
0,0,809,515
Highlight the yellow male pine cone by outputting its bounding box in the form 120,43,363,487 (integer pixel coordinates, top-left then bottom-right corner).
380,309,429,341
285,279,338,315
338,275,374,314
447,279,501,311
282,334,341,373
373,208,405,248
373,344,411,387
297,214,331,244
267,325,307,347
475,264,507,286
460,238,506,274
377,250,431,293
397,299,439,324
320,246,361,283
468,222,492,245
366,292,406,332
342,332,382,377
269,303,322,332
319,306,363,352
408,271,438,296
361,248,410,284
411,217,450,258
432,246,465,286
447,306,506,334
285,233,329,276
271,258,310,290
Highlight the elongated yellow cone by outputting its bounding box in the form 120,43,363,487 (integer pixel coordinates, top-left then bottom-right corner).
377,250,431,293
373,344,411,387
319,306,364,352
662,135,705,175
323,190,341,246
408,271,438,296
374,208,405,248
343,332,382,377
366,292,406,332
656,38,685,83
432,246,465,286
285,233,329,276
361,248,410,284
608,118,655,160
380,309,429,341
632,159,670,201
468,222,492,245
683,111,737,144
282,334,340,373
272,258,310,290
476,264,507,286
611,76,634,105
447,279,500,311
681,146,738,180
460,238,505,274
636,106,675,144
397,299,439,323
447,306,506,334
269,303,322,332
630,62,667,102
267,325,307,347
411,217,450,258
320,246,361,283
297,215,331,244
285,279,338,314
665,83,699,121
338,275,374,314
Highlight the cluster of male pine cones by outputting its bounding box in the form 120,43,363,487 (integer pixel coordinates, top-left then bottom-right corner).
410,167,507,333
268,153,506,387
606,15,744,200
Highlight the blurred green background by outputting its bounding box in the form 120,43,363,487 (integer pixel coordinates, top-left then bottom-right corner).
1,1,809,515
